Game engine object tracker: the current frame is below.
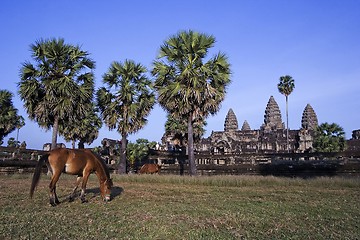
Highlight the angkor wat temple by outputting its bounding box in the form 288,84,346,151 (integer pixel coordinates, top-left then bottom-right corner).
161,95,360,155
163,96,319,154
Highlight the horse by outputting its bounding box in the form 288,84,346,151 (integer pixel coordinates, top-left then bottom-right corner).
139,163,161,174
30,148,113,206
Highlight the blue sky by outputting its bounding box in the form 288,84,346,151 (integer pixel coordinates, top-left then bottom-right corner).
1,0,359,149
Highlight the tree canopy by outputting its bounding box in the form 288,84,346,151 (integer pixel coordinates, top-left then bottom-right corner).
165,114,206,149
18,38,95,149
0,90,24,145
277,75,295,97
127,138,156,172
313,122,347,152
60,103,102,149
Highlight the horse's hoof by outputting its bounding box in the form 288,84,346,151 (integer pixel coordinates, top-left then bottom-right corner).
69,197,74,202
50,202,57,207
81,199,88,204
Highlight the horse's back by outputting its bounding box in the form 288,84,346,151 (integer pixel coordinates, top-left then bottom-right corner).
47,148,96,175
139,164,161,174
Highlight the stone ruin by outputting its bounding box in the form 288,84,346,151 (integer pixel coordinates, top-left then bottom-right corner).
43,143,66,151
99,138,122,164
347,129,360,151
195,96,318,154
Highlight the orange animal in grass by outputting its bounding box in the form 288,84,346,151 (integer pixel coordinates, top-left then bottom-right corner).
30,148,113,206
139,163,161,174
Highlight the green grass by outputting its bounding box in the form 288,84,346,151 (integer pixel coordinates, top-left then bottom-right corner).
0,174,359,239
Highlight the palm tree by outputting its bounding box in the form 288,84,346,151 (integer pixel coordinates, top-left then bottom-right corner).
152,30,231,175
15,116,25,147
18,38,95,150
165,114,206,151
313,122,346,152
7,137,17,148
97,59,155,174
277,75,295,152
0,90,23,145
60,103,102,149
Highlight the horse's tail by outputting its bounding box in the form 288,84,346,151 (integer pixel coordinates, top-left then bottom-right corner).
30,153,49,198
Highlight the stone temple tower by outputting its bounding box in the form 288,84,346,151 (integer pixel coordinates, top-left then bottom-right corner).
297,104,318,152
241,120,251,131
261,96,284,131
224,108,238,132
301,104,318,131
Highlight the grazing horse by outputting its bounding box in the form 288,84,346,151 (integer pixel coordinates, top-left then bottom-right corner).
139,163,161,174
30,148,113,206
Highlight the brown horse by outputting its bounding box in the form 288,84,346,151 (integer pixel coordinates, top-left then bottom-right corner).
30,148,113,206
139,163,161,174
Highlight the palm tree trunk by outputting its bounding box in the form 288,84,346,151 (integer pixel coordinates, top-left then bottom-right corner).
286,96,289,152
78,140,85,149
187,113,197,176
51,116,59,150
16,128,20,147
118,134,127,174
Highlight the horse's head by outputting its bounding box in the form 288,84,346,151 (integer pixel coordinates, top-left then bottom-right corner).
100,178,113,202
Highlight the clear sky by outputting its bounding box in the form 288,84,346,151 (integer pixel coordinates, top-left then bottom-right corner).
1,0,359,150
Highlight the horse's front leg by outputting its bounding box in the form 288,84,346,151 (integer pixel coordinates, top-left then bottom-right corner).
69,176,82,202
80,172,90,203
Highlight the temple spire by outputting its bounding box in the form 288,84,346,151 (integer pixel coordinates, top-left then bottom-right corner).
261,96,284,131
224,108,238,132
301,104,318,131
241,120,251,131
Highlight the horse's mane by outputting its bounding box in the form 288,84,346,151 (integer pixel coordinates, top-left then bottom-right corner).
92,151,111,180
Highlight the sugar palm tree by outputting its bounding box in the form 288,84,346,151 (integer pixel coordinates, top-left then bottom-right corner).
0,90,23,145
313,122,346,152
152,30,231,175
97,59,155,174
18,38,95,149
165,114,206,150
15,116,25,147
277,75,295,152
60,103,102,149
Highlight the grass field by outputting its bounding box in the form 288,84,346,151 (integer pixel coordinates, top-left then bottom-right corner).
0,174,359,239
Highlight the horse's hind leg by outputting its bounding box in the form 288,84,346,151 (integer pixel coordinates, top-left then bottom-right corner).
53,186,60,205
80,172,90,203
69,176,82,202
46,161,53,176
49,172,61,206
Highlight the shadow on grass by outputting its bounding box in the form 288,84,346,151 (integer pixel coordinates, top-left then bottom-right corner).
57,185,123,204
85,185,124,201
